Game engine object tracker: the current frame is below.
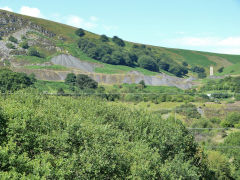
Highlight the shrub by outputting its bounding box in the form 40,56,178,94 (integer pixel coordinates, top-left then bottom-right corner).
20,41,29,49
75,28,85,37
191,66,205,73
138,55,158,72
8,36,18,43
0,36,2,40
112,36,125,47
158,61,170,71
57,88,65,96
28,47,43,58
198,72,207,79
182,61,188,66
221,112,240,127
139,80,146,88
176,103,201,119
218,67,224,73
6,43,15,49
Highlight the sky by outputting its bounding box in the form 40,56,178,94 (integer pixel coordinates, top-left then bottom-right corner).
1,0,240,55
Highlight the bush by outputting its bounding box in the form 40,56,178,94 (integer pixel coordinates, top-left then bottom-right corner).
100,35,109,42
139,80,146,88
76,74,98,89
28,47,43,58
198,72,207,79
221,112,240,127
57,88,65,96
6,43,15,49
182,61,188,66
8,36,18,43
191,66,205,73
75,28,85,37
158,61,170,71
112,36,125,47
176,103,201,119
20,41,29,49
218,67,224,73
138,55,158,72
0,36,2,40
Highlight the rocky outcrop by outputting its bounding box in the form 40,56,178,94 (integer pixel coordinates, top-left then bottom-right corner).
0,10,55,37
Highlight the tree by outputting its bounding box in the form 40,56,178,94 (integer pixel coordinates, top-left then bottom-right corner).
76,74,98,89
139,80,146,88
65,73,76,86
111,51,125,65
100,35,109,42
8,36,18,43
101,54,112,64
0,69,35,93
198,72,207,79
158,61,170,71
191,66,205,73
112,36,125,47
75,28,85,37
138,55,158,72
182,61,188,67
218,67,224,73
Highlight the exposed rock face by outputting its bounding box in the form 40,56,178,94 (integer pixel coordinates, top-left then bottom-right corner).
12,54,195,89
0,11,55,37
51,54,102,72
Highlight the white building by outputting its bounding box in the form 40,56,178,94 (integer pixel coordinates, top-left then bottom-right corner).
210,66,214,76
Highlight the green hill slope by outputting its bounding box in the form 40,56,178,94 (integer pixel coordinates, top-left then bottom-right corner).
0,9,240,78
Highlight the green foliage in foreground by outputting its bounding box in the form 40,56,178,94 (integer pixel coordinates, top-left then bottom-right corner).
220,132,240,178
0,91,212,179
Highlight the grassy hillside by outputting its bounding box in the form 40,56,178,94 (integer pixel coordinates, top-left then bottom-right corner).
1,9,240,77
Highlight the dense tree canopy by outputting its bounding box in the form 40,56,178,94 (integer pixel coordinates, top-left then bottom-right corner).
0,91,213,179
77,37,189,77
0,69,36,93
138,55,158,72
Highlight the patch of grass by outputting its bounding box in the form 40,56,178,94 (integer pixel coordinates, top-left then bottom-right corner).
216,63,240,75
34,80,71,93
25,65,68,70
145,85,183,93
15,55,50,64
203,52,240,64
95,64,159,75
167,49,215,67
